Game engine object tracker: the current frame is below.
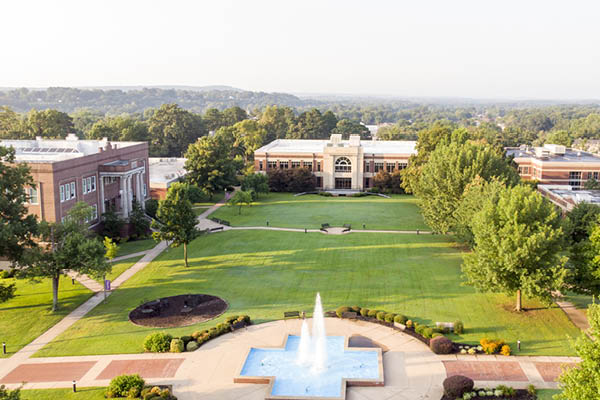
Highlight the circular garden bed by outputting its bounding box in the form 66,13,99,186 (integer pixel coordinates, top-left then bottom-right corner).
129,294,228,328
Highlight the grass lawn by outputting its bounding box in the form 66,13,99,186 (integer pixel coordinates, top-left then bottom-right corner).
211,192,428,230
537,389,560,400
93,256,144,284
192,206,210,216
0,276,92,358
36,230,580,357
193,191,224,206
564,291,596,310
20,387,107,400
115,238,157,257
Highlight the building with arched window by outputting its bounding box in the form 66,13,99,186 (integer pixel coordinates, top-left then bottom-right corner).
254,134,416,191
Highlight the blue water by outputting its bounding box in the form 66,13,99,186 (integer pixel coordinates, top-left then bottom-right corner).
240,336,380,398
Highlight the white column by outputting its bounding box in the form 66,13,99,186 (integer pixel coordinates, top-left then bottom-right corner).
135,172,142,206
120,176,129,217
127,175,133,212
99,176,105,213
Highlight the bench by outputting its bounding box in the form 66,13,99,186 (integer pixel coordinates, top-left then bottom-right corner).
284,311,300,319
343,224,351,229
341,311,358,319
210,226,224,232
321,223,330,229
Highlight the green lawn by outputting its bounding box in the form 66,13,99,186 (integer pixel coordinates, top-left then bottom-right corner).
192,206,210,216
21,387,107,400
211,192,428,230
115,238,157,257
537,389,560,400
193,191,224,206
36,230,580,357
93,256,144,283
564,291,596,310
0,276,92,358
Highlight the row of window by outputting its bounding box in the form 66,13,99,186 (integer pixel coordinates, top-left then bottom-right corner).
365,161,407,173
60,182,76,203
82,176,97,194
261,160,319,171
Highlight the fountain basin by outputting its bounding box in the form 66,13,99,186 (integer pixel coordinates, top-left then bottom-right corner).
234,335,384,400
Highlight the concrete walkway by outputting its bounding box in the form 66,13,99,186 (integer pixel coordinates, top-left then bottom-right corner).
65,271,103,293
111,250,151,263
555,297,590,334
0,319,577,398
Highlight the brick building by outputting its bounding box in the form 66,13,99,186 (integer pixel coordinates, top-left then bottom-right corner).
0,134,150,227
253,134,416,191
507,144,600,189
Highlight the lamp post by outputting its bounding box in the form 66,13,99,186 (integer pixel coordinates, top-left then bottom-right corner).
517,340,521,351
2,342,6,354
72,380,77,393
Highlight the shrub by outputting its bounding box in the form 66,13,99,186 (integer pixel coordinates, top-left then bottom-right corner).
319,191,333,197
500,344,511,356
360,308,370,317
145,199,159,219
384,313,396,323
0,269,16,279
376,311,386,321
170,338,184,353
367,309,379,318
143,332,173,353
422,327,434,339
526,384,536,395
442,375,474,398
336,306,352,318
430,336,453,354
180,335,192,345
405,320,413,328
351,306,361,313
415,324,425,335
432,333,443,338
186,341,199,352
225,315,239,325
454,320,464,334
393,315,407,324
238,315,251,324
106,374,145,398
480,338,506,355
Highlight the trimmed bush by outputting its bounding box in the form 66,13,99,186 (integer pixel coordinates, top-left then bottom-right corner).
186,341,199,352
336,306,352,318
422,327,434,339
225,315,240,324
443,375,474,398
431,332,443,338
376,311,386,321
360,308,370,317
500,344,511,356
367,309,379,318
351,306,361,313
180,335,192,345
106,374,145,398
430,336,453,354
384,313,396,323
454,320,464,334
480,338,506,355
415,324,425,335
143,332,173,353
405,320,413,328
393,315,407,324
170,338,184,353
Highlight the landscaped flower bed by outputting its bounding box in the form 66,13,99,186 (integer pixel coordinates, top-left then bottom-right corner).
143,315,251,353
441,375,540,400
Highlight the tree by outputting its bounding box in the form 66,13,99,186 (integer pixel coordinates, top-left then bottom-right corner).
241,173,269,199
267,169,288,192
0,106,25,139
564,203,600,243
373,170,392,192
103,236,118,299
567,223,600,298
0,384,21,400
584,178,600,190
258,105,296,142
129,201,150,239
145,199,159,219
0,284,16,304
332,119,370,139
184,130,241,197
152,183,200,267
28,202,110,311
287,109,328,139
71,108,104,136
287,168,316,193
222,106,248,126
462,185,567,311
414,139,520,233
147,104,206,157
23,109,74,138
228,190,253,215
555,304,600,400
203,108,225,132
101,206,125,241
87,116,149,142
232,120,267,160
544,129,572,147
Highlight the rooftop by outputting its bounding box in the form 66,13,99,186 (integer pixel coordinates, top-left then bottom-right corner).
538,184,600,211
255,136,417,155
506,144,600,163
148,157,187,186
0,134,144,163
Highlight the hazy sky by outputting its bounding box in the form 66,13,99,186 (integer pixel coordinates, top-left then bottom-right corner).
2,0,600,99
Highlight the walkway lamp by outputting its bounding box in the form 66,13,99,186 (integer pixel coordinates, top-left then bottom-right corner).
2,342,5,354
266,220,269,227
517,340,521,351
72,380,77,392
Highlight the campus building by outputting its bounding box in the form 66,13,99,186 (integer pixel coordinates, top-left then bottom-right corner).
0,134,150,227
507,144,600,189
253,134,416,190
148,157,187,200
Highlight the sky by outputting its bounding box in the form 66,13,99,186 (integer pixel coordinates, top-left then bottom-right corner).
2,0,600,99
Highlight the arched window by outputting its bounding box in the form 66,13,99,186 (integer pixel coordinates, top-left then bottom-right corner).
335,157,352,172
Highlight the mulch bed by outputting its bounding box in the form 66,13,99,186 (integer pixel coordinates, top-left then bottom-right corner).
129,294,228,328
441,389,536,400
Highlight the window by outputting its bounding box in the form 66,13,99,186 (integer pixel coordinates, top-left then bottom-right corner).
587,172,593,179
259,160,263,171
374,162,384,173
317,162,321,172
267,161,277,170
132,160,137,168
569,171,582,188
365,178,371,188
87,177,92,192
82,178,87,194
335,157,351,172
92,204,98,220
386,163,395,173
27,187,38,204
104,176,117,185
518,166,530,175
279,161,289,169
595,172,599,180
60,185,65,202
304,161,313,170
143,184,147,197
364,161,370,172
291,161,301,168
71,182,76,199
398,162,408,170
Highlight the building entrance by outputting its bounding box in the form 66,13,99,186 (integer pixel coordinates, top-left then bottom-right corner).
335,178,352,189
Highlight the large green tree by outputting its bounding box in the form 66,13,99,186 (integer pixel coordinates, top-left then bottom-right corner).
147,104,206,157
87,116,149,142
184,129,241,197
27,202,109,311
555,304,600,400
241,173,269,199
228,190,253,215
462,185,567,311
232,120,267,161
23,109,74,138
152,183,200,267
287,108,329,139
332,119,370,139
258,105,296,142
0,106,25,139
567,223,600,298
414,139,520,233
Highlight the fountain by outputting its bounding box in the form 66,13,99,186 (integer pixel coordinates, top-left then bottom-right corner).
235,293,384,399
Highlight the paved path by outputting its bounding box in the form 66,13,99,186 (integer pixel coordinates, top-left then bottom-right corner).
65,271,103,293
0,318,578,397
218,225,432,235
111,250,151,263
555,296,590,334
